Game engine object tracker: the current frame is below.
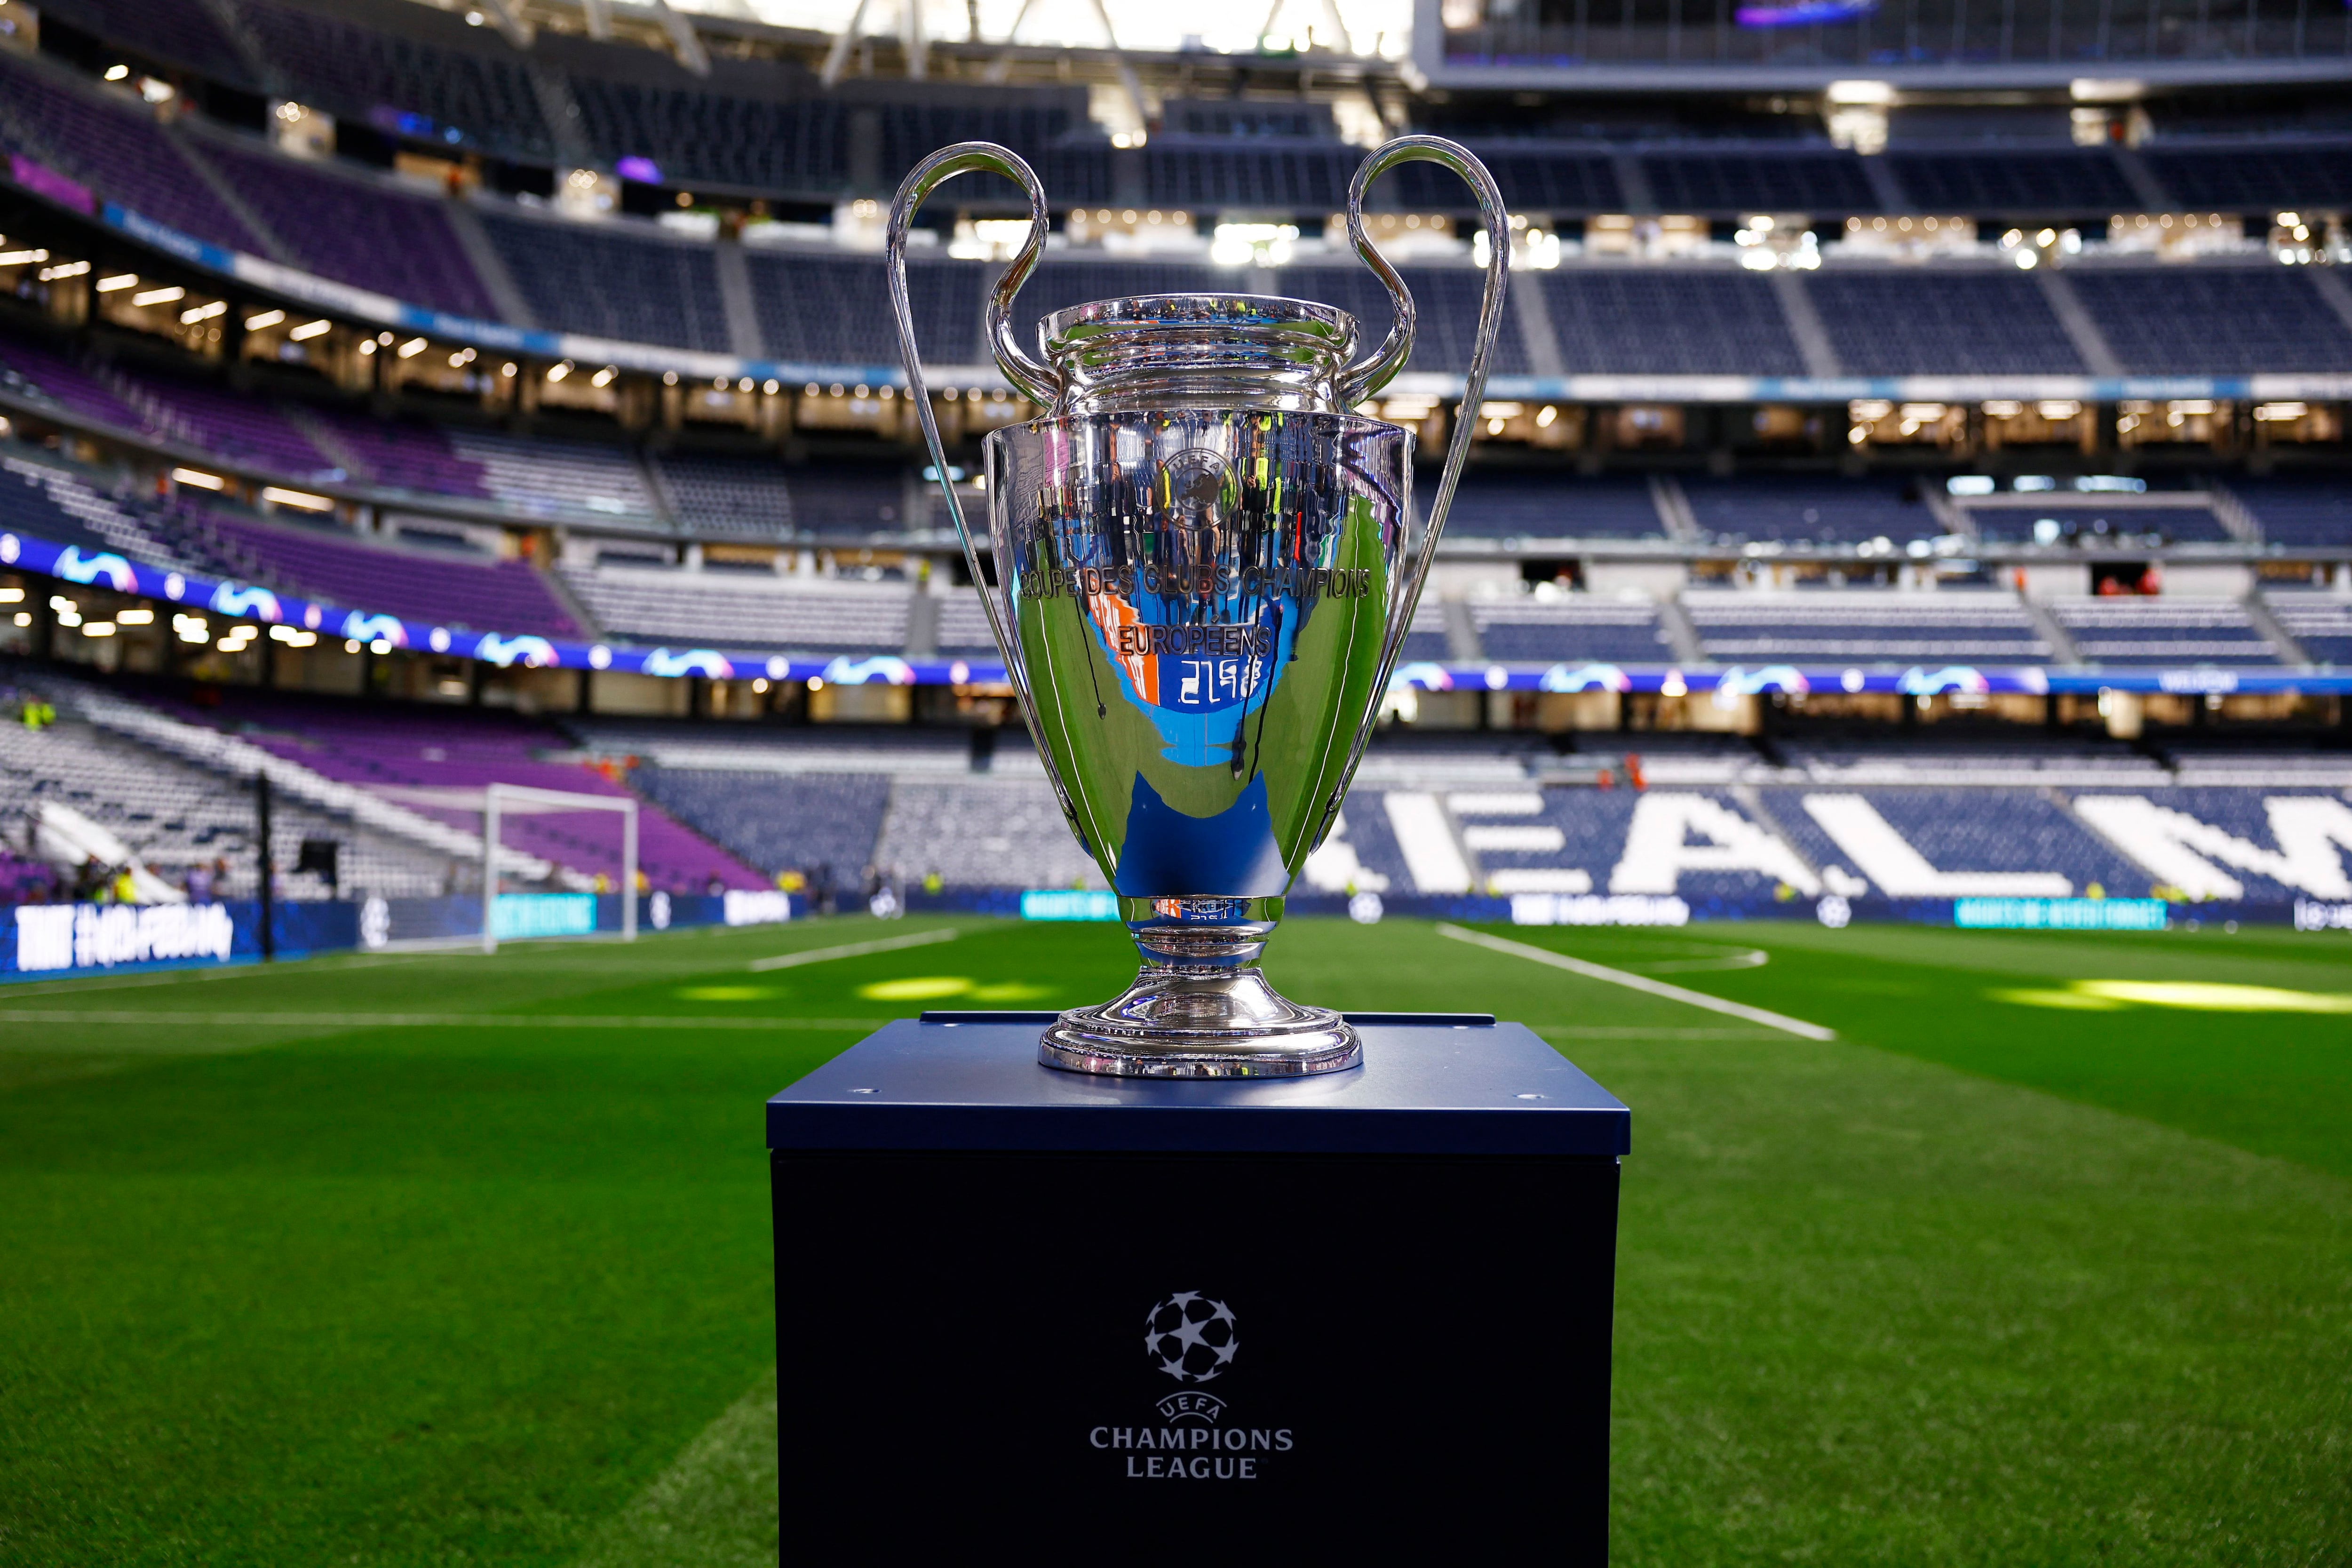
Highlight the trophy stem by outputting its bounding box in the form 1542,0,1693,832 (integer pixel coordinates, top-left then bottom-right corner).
1038,897,1361,1079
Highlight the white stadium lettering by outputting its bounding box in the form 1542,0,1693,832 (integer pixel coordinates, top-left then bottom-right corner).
1609,794,1820,897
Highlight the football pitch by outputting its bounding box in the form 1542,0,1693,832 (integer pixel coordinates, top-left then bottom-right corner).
0,915,2346,1565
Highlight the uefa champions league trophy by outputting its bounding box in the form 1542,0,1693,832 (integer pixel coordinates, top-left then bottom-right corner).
885,135,1508,1078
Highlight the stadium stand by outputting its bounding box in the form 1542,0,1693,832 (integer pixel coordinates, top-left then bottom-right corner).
0,331,147,432
1143,145,1355,212
745,253,982,368
1639,151,1877,214
1536,271,1807,376
876,97,1092,188
1296,796,1415,895
1969,504,2233,544
306,412,494,500
1468,595,1671,663
1397,148,1622,213
1458,588,1665,663
0,700,451,899
167,688,764,891
2069,787,2352,902
1881,150,2138,213
108,364,339,480
874,777,1104,888
199,510,583,637
1446,472,1667,540
778,466,912,536
1681,475,1949,545
2047,597,2280,665
234,0,557,160
934,590,999,658
2232,479,2352,548
442,430,662,524
558,565,909,651
0,54,263,255
187,138,499,321
31,0,259,88
566,74,849,195
1281,265,1530,377
648,452,794,538
0,452,192,568
2262,591,2352,664
2068,267,2352,375
1804,271,2086,376
478,212,733,351
1430,785,1820,903
1683,589,2053,663
2137,144,2352,210
1781,736,2168,786
1766,787,2144,896
630,765,892,881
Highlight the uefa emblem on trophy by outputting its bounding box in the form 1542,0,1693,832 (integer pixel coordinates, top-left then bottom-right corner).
887,135,1509,1078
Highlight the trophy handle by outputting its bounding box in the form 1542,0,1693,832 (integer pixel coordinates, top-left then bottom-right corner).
1319,136,1511,851
887,142,1061,409
885,143,1091,843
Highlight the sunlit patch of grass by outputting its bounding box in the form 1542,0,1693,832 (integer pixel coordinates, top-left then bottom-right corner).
855,975,974,1002
1994,978,2352,1012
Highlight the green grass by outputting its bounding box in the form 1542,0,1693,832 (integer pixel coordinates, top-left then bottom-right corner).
0,915,2346,1564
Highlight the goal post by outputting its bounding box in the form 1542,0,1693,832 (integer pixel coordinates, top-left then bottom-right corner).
475,782,640,955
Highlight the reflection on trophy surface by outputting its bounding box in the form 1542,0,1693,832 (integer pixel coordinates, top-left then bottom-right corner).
889,136,1508,1078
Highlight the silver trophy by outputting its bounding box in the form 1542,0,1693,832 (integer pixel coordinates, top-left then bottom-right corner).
886,136,1508,1078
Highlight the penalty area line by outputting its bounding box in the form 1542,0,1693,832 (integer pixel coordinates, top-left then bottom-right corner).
748,927,959,972
1434,924,1836,1041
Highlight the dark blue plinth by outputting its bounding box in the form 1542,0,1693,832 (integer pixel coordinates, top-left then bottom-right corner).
766,1011,1630,1158
767,1013,1627,1563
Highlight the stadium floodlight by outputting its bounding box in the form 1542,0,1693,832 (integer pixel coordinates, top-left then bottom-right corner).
397,337,428,358
130,286,186,307
116,607,152,626
95,273,138,292
288,319,332,340
179,301,226,325
38,261,88,280
261,486,334,511
245,309,286,331
0,248,48,265
103,63,128,80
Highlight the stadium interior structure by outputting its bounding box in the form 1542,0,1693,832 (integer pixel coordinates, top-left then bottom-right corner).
3,0,2352,925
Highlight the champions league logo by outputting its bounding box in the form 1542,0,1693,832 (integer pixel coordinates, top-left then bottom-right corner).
1089,1292,1291,1479
1144,1291,1239,1384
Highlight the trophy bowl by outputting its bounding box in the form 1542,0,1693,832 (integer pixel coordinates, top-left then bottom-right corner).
887,138,1509,1077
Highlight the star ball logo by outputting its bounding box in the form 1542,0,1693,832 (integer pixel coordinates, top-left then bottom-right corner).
1090,1291,1293,1480
1144,1291,1238,1384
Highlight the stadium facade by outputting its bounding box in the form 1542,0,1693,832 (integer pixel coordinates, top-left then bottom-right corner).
2,0,2351,942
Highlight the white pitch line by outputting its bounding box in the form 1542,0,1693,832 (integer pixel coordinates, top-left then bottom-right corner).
1435,923,1836,1041
747,926,959,972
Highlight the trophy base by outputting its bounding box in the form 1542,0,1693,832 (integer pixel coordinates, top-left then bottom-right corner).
1039,966,1361,1078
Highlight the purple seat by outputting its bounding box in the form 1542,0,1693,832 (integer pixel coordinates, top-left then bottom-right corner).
203,510,580,638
